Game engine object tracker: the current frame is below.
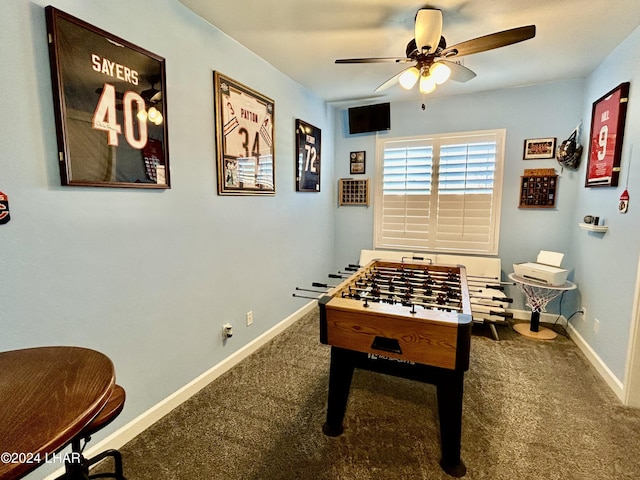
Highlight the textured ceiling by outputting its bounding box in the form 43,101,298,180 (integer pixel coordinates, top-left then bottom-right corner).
178,0,640,104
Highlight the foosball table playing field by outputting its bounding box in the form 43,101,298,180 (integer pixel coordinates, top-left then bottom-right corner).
317,259,473,477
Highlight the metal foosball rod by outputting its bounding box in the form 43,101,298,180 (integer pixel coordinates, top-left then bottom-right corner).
367,271,464,290
469,303,513,318
362,268,463,284
328,273,349,279
350,278,464,300
370,263,499,284
471,302,513,318
370,263,457,273
467,290,513,303
372,265,512,290
296,287,329,294
350,290,461,309
378,269,511,291
371,267,460,282
341,285,463,310
354,276,465,297
467,280,514,291
407,299,465,312
362,270,513,309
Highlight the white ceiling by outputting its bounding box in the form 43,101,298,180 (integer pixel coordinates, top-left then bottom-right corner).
178,0,640,105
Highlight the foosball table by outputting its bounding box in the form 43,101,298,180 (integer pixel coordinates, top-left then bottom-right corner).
318,259,473,477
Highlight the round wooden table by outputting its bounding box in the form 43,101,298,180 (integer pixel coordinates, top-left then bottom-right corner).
0,346,115,480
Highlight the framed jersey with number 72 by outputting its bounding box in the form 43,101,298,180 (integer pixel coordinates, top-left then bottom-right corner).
213,72,275,195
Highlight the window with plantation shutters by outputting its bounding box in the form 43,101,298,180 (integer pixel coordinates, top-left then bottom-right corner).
374,129,505,254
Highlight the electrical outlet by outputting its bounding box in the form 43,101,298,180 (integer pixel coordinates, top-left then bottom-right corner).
246,311,254,326
581,307,587,321
594,318,600,333
222,323,233,338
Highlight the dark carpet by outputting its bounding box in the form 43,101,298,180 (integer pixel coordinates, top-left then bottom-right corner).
99,312,640,479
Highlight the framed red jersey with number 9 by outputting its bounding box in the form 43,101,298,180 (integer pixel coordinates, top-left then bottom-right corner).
46,7,170,188
213,72,275,195
586,82,630,187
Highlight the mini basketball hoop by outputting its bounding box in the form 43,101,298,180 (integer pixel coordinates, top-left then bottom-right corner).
509,273,576,340
516,282,564,314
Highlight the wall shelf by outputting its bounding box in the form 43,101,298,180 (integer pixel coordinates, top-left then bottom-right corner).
579,223,608,233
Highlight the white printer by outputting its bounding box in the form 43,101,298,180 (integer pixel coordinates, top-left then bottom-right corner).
513,250,569,286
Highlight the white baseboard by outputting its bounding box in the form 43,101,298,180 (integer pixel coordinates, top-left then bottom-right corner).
43,301,317,480
565,321,624,402
509,308,624,403
41,302,623,479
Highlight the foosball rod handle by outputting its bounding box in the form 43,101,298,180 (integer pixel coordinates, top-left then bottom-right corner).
470,296,513,303
312,282,336,288
402,255,433,263
328,274,347,279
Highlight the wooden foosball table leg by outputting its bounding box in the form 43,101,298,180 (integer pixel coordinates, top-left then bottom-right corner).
436,371,467,477
322,347,354,437
322,346,468,477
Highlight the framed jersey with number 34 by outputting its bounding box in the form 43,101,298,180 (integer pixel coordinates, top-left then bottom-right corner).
213,72,275,195
46,7,170,188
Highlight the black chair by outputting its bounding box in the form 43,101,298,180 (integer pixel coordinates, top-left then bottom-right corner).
58,384,126,480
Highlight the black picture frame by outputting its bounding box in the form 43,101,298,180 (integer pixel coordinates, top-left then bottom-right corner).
45,7,170,188
350,151,366,174
213,71,275,195
295,119,321,192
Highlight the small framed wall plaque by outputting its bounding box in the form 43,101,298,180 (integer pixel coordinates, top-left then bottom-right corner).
295,119,320,192
586,82,630,187
350,151,366,174
519,168,558,208
46,7,170,188
213,71,275,195
523,138,556,159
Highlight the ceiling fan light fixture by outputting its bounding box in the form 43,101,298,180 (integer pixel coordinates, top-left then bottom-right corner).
419,74,436,94
431,62,451,85
147,107,163,125
398,67,420,90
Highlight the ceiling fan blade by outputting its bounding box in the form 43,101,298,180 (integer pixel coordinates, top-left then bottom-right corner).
415,8,443,54
335,57,410,64
375,68,411,92
437,60,476,83
442,25,536,58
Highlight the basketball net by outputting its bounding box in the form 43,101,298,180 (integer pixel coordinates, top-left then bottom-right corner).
515,282,563,313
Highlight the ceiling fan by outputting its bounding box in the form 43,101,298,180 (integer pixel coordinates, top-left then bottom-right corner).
335,7,536,96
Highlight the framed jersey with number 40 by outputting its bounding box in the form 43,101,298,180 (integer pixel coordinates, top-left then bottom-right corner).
46,7,170,188
214,72,275,195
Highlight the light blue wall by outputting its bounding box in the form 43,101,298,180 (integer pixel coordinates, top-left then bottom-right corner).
3,1,640,476
1,2,334,475
332,25,640,384
333,80,585,300
571,25,640,380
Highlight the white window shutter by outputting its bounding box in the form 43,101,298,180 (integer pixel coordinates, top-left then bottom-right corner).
374,130,504,254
